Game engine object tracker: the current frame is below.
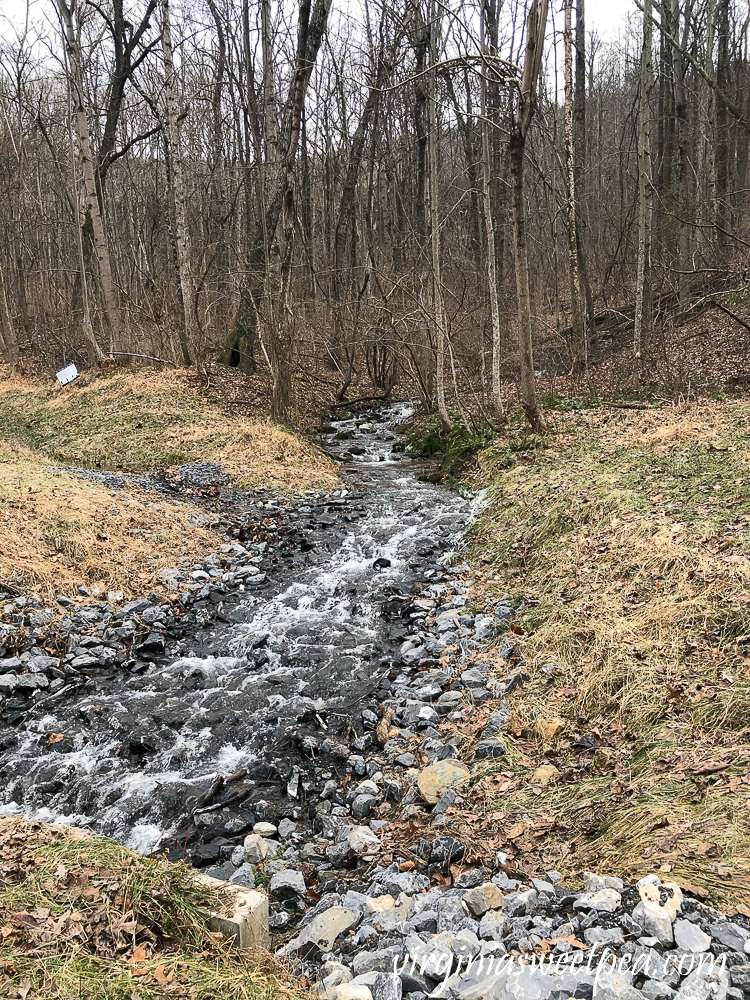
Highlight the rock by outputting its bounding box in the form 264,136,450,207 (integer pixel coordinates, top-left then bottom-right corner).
348,826,381,856
285,907,361,954
14,674,49,691
352,948,402,977
417,759,470,805
474,739,505,760
531,764,560,786
584,926,625,946
269,869,306,901
535,716,567,741
253,821,277,837
432,787,459,816
115,598,151,619
229,864,256,889
430,836,465,869
243,834,268,865
352,794,377,819
191,842,223,867
478,910,507,941
373,558,392,570
404,932,453,980
278,818,297,838
730,966,750,990
673,964,730,1000
584,872,625,892
709,920,750,953
635,879,683,945
674,919,711,953
371,973,402,1000
450,928,480,958
574,887,621,913
504,888,538,916
328,986,373,1000
462,883,505,917
642,982,676,1000
0,673,17,693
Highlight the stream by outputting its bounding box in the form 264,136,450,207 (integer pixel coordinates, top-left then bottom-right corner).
0,404,472,855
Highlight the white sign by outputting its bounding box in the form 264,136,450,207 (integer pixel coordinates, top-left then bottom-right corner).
56,363,79,386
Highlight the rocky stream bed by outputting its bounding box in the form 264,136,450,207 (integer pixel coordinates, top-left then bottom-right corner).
0,405,748,999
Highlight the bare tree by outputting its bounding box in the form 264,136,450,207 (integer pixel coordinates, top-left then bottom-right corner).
633,0,654,384
160,0,196,366
509,0,549,431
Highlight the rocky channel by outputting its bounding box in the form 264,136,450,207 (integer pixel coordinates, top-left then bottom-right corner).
1,404,749,999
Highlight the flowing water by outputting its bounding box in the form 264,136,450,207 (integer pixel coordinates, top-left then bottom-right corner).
0,404,471,852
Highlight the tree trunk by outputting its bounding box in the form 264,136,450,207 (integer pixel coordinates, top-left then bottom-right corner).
480,3,504,421
510,0,549,432
55,0,111,360
0,258,18,370
428,0,450,432
634,0,654,385
160,0,196,366
564,0,586,372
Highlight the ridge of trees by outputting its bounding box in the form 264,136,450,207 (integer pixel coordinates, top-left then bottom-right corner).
0,0,747,427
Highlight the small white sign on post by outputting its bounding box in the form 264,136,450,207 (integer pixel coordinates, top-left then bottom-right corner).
56,363,79,386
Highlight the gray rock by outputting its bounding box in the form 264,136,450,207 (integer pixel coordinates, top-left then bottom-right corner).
205,861,236,882
353,948,403,977
574,888,621,913
371,973,402,1000
404,932,453,980
634,900,674,946
352,794,377,819
284,906,361,955
462,883,504,918
674,964,730,1000
584,926,625,946
709,920,750,954
229,863,256,888
729,965,750,990
278,818,297,838
269,869,306,901
450,929,480,959
641,982,676,1000
0,673,17,692
15,673,49,690
503,889,538,917
474,740,505,760
674,919,711,953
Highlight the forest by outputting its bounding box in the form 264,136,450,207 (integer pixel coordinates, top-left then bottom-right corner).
0,0,748,427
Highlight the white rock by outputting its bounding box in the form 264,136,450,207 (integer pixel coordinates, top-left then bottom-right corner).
253,821,277,837
243,833,268,864
347,826,381,856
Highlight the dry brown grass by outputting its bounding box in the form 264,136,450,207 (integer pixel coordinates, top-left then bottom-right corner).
0,440,217,601
0,817,306,1000
0,369,338,493
0,367,339,599
463,397,750,905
